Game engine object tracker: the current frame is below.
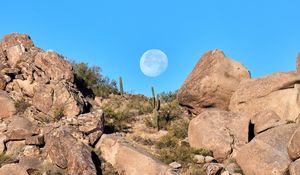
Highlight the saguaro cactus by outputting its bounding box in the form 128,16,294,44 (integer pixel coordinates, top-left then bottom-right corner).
153,94,161,131
119,76,124,95
151,86,156,108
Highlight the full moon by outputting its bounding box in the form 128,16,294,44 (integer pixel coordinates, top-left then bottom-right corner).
140,49,168,77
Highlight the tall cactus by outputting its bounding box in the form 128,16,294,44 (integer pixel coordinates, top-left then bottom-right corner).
153,94,161,131
151,86,156,108
119,76,124,95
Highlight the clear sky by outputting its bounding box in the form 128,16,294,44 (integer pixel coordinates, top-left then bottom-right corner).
0,1,300,96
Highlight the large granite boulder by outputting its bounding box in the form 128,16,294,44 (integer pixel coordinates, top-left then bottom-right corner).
96,134,174,175
230,72,300,121
188,109,249,160
178,49,250,114
236,124,297,175
44,127,97,175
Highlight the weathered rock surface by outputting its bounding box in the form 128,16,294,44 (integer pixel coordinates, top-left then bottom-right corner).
44,127,97,175
290,158,300,175
236,124,297,175
203,163,224,175
0,90,16,118
177,49,250,114
96,134,174,175
6,117,37,141
251,110,286,135
0,163,28,175
230,72,300,121
32,82,86,118
188,109,249,160
34,51,74,82
288,126,300,160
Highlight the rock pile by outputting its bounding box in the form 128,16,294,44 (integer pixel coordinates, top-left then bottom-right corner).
179,49,300,175
0,33,102,175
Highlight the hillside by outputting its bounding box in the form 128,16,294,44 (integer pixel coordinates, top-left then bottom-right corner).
0,33,300,175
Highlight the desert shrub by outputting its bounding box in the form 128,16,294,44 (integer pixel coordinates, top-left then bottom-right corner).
0,154,13,167
15,98,30,113
183,164,205,175
53,107,64,121
158,90,178,103
72,62,118,98
102,106,132,133
132,136,154,146
155,118,212,165
144,100,183,130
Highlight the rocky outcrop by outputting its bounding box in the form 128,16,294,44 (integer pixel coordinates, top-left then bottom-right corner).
188,109,249,160
230,72,300,121
0,33,87,119
96,134,174,175
0,33,107,174
236,124,297,175
177,49,250,114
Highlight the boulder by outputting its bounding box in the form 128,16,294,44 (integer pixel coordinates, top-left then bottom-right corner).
25,135,45,146
230,72,300,121
0,90,16,118
6,117,37,141
23,146,40,157
251,110,286,135
203,163,224,175
236,124,297,175
96,134,174,175
1,33,34,52
177,49,250,114
290,158,300,175
188,109,249,160
288,126,300,160
32,82,86,118
34,51,74,82
77,110,104,134
44,127,96,175
0,164,28,175
6,45,25,66
19,156,42,171
6,140,26,158
0,75,6,90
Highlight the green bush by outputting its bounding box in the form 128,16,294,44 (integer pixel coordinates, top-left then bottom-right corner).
72,62,117,98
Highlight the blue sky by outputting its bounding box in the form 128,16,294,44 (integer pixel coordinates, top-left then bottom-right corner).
1,1,300,96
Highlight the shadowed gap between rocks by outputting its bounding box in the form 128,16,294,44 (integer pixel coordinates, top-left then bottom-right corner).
91,151,103,175
248,121,255,142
